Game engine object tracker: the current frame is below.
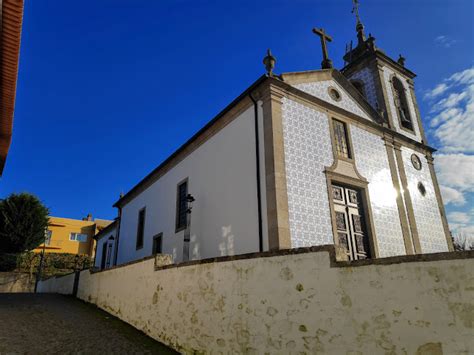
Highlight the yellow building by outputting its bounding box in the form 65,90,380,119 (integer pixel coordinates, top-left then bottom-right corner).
34,215,112,257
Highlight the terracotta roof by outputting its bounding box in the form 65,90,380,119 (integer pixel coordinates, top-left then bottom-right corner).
0,0,24,175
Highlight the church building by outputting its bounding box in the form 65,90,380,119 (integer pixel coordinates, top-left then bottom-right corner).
95,6,453,269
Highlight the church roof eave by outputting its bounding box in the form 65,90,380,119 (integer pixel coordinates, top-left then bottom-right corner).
113,74,269,208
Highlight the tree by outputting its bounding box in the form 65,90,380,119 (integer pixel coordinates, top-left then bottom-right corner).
453,232,474,251
0,193,49,253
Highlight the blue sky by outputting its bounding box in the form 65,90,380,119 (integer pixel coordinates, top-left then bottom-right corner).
1,0,473,241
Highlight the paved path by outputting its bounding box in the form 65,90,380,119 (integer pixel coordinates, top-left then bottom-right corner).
0,293,178,354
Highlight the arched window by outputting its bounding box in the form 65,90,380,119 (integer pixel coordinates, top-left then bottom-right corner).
351,80,366,98
392,77,413,131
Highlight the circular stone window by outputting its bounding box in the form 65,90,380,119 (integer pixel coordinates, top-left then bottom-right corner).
328,87,342,102
418,182,426,196
411,153,422,170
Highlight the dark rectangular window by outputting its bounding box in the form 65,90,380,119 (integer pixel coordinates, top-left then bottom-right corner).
175,179,188,232
152,233,163,255
100,241,108,269
333,119,351,159
136,207,146,249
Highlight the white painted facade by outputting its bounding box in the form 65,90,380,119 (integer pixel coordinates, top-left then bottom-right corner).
94,224,117,269
116,105,267,264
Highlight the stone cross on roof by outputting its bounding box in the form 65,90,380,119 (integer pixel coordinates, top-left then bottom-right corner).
312,27,333,69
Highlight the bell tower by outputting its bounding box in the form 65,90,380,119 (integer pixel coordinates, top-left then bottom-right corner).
341,0,427,144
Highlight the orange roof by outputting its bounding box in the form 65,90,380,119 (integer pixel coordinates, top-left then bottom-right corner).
0,0,24,175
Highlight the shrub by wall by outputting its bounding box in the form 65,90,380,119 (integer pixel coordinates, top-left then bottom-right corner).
0,252,91,278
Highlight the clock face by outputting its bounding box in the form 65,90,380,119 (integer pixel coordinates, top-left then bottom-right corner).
411,154,422,170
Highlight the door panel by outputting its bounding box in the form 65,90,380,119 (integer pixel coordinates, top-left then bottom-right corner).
332,184,370,260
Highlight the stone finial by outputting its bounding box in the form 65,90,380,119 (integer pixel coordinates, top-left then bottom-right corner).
263,49,276,76
119,192,124,199
397,54,406,66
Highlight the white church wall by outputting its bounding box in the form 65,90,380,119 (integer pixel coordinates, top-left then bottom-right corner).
351,126,407,257
281,97,334,248
347,67,379,109
94,227,117,269
294,79,372,121
382,67,422,142
401,147,449,253
117,105,265,264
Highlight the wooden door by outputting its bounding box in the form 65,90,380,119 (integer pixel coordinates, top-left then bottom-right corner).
332,184,370,260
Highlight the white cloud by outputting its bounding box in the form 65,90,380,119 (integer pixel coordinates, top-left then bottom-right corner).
425,67,474,240
424,83,448,100
427,72,474,153
430,91,467,112
440,185,466,206
448,211,470,224
435,154,474,192
449,68,474,85
430,107,462,127
434,35,458,48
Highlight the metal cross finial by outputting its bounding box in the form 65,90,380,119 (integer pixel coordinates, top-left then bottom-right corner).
352,0,361,24
351,0,366,44
312,27,333,69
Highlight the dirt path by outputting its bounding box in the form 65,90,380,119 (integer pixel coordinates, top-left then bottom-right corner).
0,293,178,354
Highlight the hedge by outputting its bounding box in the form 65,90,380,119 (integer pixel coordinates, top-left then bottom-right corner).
0,252,92,278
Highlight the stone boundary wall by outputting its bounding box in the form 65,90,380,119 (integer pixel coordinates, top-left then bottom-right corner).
0,272,34,293
42,246,474,354
36,272,76,295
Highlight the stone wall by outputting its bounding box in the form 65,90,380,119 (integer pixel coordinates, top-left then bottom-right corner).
40,247,473,354
0,272,34,293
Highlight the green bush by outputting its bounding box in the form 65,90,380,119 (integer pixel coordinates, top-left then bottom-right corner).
1,252,92,277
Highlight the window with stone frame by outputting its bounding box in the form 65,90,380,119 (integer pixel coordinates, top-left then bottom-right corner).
332,119,352,159
392,77,413,131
